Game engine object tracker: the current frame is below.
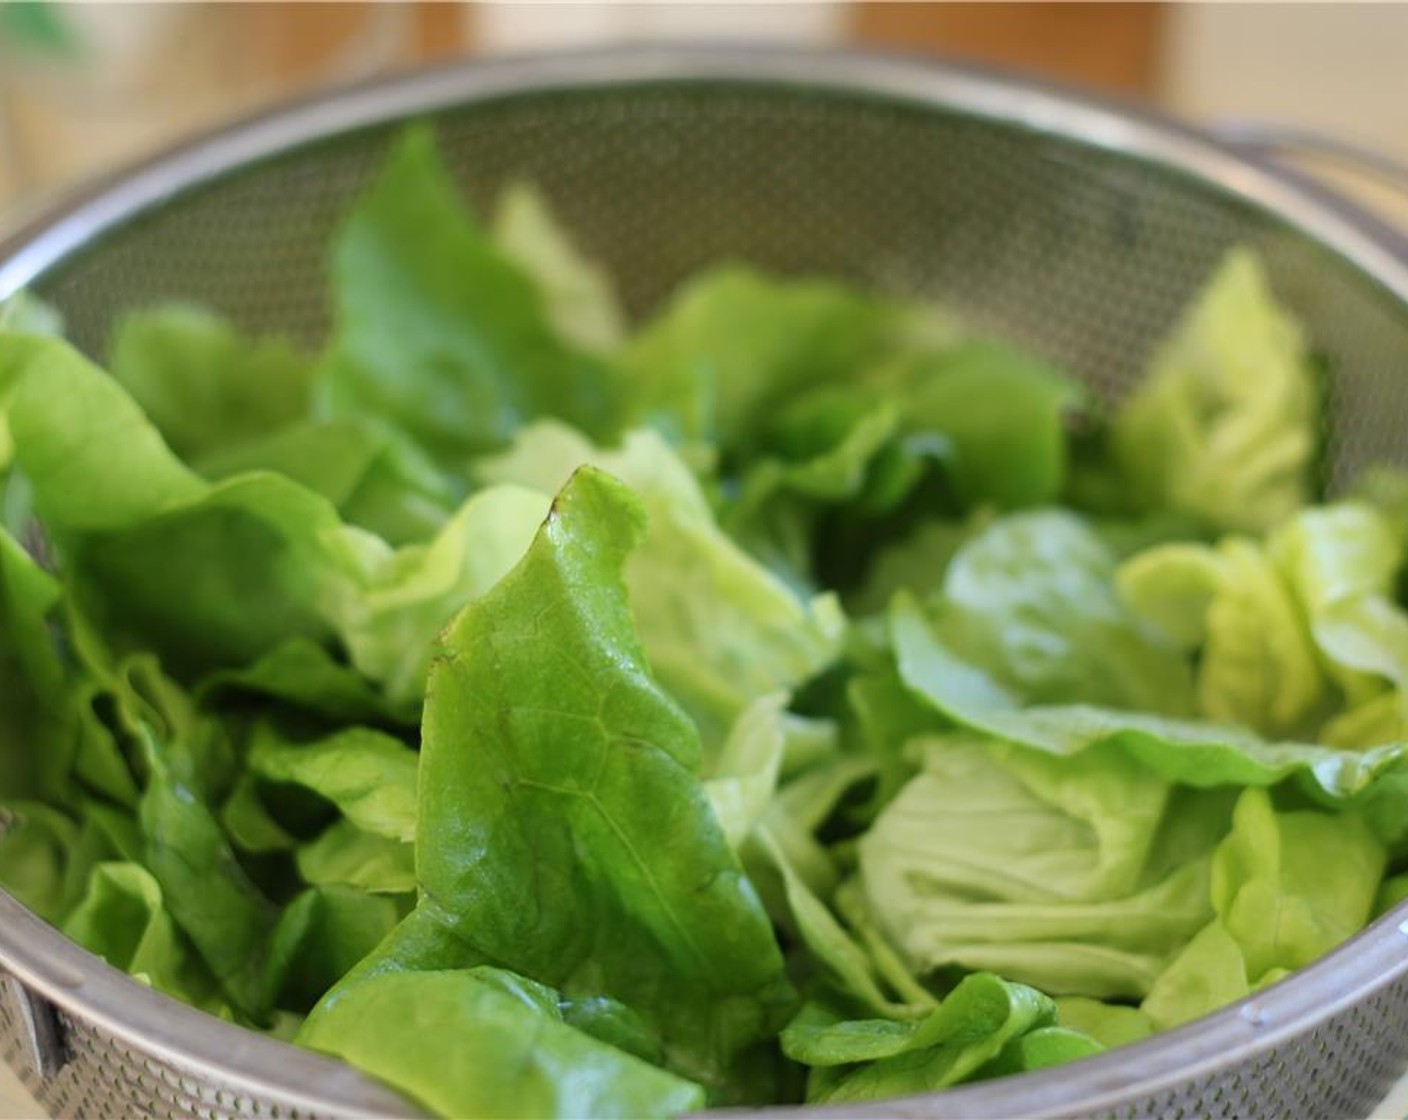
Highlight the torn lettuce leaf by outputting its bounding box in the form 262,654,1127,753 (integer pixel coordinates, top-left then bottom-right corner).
780,972,1076,1104
108,305,316,464
320,126,623,464
1143,788,1384,1029
858,737,1213,999
480,422,843,757
1112,248,1318,533
890,587,1408,806
493,182,627,356
247,724,418,844
195,419,457,547
62,860,227,1014
914,510,1195,715
333,467,794,1100
302,967,706,1119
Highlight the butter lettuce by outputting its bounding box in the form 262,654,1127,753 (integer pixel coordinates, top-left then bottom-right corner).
1113,248,1318,532
321,127,623,464
3,125,1406,1120
859,738,1215,999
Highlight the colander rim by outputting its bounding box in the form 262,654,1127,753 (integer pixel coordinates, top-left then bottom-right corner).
3,44,1408,1120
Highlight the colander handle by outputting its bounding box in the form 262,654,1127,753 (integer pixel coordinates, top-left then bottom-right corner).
1211,121,1408,198
1,973,67,1084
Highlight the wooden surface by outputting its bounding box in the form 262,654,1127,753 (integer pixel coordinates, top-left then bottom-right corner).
850,2,1167,97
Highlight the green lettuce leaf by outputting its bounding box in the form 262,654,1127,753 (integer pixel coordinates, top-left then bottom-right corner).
0,525,74,801
1120,503,1406,743
1052,996,1152,1048
325,467,793,1100
197,419,456,547
108,305,315,463
264,885,402,1013
1112,248,1318,533
341,483,548,708
480,423,842,756
0,802,79,923
721,390,913,589
1,332,206,530
703,692,789,850
302,967,705,1119
321,126,622,464
1140,919,1250,1031
62,861,226,1012
248,724,417,843
493,182,627,356
780,972,1058,1103
1143,787,1384,1028
858,737,1213,998
2,334,378,675
891,582,1408,804
848,512,994,618
755,825,934,1020
918,510,1195,714
976,1026,1103,1079
199,639,411,727
1212,788,1383,979
139,732,277,1018
297,820,415,896
620,265,917,450
1136,538,1325,738
882,339,1083,509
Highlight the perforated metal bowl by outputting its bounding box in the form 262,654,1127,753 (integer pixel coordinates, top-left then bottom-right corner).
4,47,1408,1120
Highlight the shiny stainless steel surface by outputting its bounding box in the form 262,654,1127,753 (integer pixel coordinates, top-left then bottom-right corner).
3,46,1408,1120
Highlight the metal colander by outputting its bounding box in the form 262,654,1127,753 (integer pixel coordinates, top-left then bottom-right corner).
4,47,1408,1120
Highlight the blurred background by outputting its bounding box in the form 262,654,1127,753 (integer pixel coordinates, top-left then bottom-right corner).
1,2,1407,233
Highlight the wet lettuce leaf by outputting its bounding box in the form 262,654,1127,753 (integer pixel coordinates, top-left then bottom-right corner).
312,468,793,1101
480,422,842,757
303,967,705,1119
